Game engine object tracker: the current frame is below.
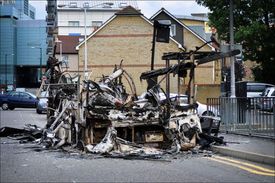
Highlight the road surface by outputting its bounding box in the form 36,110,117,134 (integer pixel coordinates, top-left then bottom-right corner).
0,109,274,182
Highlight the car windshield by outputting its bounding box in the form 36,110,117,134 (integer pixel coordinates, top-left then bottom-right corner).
27,92,36,98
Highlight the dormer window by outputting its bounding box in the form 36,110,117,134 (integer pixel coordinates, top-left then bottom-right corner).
170,24,176,37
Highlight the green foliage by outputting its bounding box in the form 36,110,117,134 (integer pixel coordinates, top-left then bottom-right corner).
196,0,275,84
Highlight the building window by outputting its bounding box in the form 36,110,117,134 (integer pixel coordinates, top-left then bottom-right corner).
69,2,77,8
29,10,35,19
24,0,29,15
83,2,89,8
69,33,81,36
68,21,79,27
1,0,15,5
119,2,127,8
170,24,176,37
61,55,69,68
91,21,103,28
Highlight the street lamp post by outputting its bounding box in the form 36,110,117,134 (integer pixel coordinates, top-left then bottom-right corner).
229,0,236,98
39,47,42,80
84,6,88,79
5,54,7,91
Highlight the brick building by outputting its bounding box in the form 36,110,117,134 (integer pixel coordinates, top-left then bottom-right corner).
76,6,183,95
76,6,221,102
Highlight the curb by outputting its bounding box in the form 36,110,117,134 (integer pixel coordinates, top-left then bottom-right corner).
212,146,275,166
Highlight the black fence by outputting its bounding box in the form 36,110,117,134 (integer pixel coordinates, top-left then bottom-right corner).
207,97,275,138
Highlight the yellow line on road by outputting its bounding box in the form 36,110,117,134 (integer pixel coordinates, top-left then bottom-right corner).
213,156,275,173
206,157,275,177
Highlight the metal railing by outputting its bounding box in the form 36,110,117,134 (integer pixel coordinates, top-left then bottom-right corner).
207,97,275,138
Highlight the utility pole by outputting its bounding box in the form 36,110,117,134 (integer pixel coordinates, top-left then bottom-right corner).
5,54,7,92
230,0,236,97
84,7,88,80
40,47,42,81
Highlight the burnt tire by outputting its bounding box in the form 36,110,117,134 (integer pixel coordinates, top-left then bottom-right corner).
2,103,9,110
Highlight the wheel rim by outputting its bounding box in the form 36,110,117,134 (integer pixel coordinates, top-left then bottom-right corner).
2,103,8,110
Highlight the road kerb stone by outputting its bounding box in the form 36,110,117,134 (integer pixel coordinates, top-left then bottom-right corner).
211,145,275,166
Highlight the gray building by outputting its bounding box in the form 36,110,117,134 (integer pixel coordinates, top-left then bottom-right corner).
0,0,47,91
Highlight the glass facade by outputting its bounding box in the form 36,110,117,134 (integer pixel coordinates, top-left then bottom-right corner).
0,7,17,91
0,1,47,91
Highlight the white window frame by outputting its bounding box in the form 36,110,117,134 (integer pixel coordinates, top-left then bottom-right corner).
61,55,69,68
170,24,176,37
91,21,103,28
68,21,79,27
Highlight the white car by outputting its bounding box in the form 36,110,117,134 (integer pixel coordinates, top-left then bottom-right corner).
256,87,275,111
138,92,218,117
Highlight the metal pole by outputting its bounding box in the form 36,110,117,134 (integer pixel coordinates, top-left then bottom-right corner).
230,0,236,97
40,48,42,80
151,25,156,71
84,7,88,79
77,51,80,123
177,59,180,104
190,53,195,104
166,59,170,99
5,54,7,92
147,23,157,90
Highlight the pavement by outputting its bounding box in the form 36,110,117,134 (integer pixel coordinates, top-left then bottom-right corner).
212,132,275,166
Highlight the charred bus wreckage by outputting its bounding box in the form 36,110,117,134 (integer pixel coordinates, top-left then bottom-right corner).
0,43,240,159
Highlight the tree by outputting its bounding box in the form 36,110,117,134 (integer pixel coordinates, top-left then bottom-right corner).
196,0,275,84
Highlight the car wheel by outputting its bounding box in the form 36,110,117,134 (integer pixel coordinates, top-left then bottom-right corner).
2,103,9,110
36,108,42,114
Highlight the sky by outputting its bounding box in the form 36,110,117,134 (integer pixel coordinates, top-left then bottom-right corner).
29,0,209,20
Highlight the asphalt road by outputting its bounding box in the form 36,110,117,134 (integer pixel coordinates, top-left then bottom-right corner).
0,109,274,182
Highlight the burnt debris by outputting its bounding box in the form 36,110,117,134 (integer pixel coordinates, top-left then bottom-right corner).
0,46,240,159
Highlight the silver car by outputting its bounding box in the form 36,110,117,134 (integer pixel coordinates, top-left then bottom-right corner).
36,91,48,114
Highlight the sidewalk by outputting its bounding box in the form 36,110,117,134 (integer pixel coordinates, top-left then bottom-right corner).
211,133,275,165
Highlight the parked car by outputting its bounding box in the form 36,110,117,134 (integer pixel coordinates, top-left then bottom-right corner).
0,91,38,110
236,81,275,98
36,91,48,114
235,82,275,108
256,87,275,111
247,82,275,98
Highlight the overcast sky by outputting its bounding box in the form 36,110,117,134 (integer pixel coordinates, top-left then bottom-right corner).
30,0,209,20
